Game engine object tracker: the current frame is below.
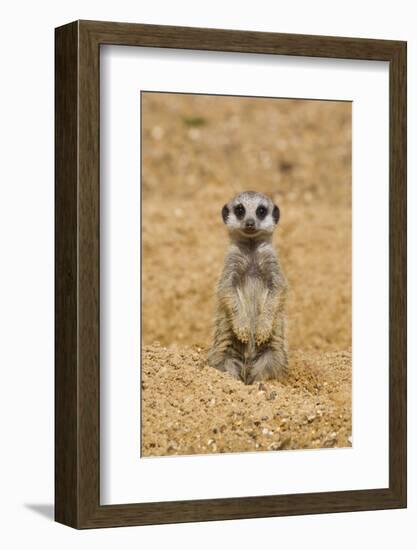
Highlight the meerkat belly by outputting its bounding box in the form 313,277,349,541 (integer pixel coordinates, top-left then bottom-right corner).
236,276,269,358
237,277,267,326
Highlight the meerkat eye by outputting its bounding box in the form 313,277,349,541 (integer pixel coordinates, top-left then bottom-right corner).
256,205,268,219
234,203,246,220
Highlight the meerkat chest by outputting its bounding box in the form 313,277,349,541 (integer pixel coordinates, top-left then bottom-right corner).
232,252,275,300
244,253,263,279
240,250,272,281
237,253,271,320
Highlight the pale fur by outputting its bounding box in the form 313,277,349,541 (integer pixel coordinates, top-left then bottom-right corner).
208,191,288,384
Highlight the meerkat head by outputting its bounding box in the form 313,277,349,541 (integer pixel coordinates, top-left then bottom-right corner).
221,191,280,241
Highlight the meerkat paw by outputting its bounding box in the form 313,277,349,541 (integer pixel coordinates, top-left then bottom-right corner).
232,320,250,343
255,318,273,346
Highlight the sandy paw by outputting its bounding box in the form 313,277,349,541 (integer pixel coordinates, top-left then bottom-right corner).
233,319,250,344
255,322,272,346
233,322,250,343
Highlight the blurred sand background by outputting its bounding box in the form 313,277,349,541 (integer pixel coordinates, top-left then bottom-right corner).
141,92,352,456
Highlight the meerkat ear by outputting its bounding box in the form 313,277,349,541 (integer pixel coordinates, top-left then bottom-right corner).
272,204,280,224
221,204,230,223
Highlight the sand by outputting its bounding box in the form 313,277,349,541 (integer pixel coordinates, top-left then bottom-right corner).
141,92,352,456
142,344,352,456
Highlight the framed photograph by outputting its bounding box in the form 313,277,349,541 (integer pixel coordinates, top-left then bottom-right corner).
55,20,407,528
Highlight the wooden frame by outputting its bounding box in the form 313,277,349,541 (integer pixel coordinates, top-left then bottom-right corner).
55,20,407,529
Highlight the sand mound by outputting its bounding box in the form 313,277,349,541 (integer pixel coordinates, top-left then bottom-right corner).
142,344,352,457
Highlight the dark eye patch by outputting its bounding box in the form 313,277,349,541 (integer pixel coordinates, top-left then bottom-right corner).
234,203,245,220
256,204,268,220
222,204,229,223
272,205,280,224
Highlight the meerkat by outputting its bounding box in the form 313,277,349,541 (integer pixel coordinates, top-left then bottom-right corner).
208,191,288,385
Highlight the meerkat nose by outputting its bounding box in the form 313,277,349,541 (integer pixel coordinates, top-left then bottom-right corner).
245,218,255,228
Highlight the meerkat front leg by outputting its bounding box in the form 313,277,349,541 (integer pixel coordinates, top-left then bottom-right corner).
255,286,286,346
255,289,275,346
219,285,250,344
232,287,251,343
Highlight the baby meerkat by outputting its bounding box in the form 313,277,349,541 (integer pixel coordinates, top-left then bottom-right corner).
208,191,288,385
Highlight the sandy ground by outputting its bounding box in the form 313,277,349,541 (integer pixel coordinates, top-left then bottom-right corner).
141,92,352,456
142,344,351,456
